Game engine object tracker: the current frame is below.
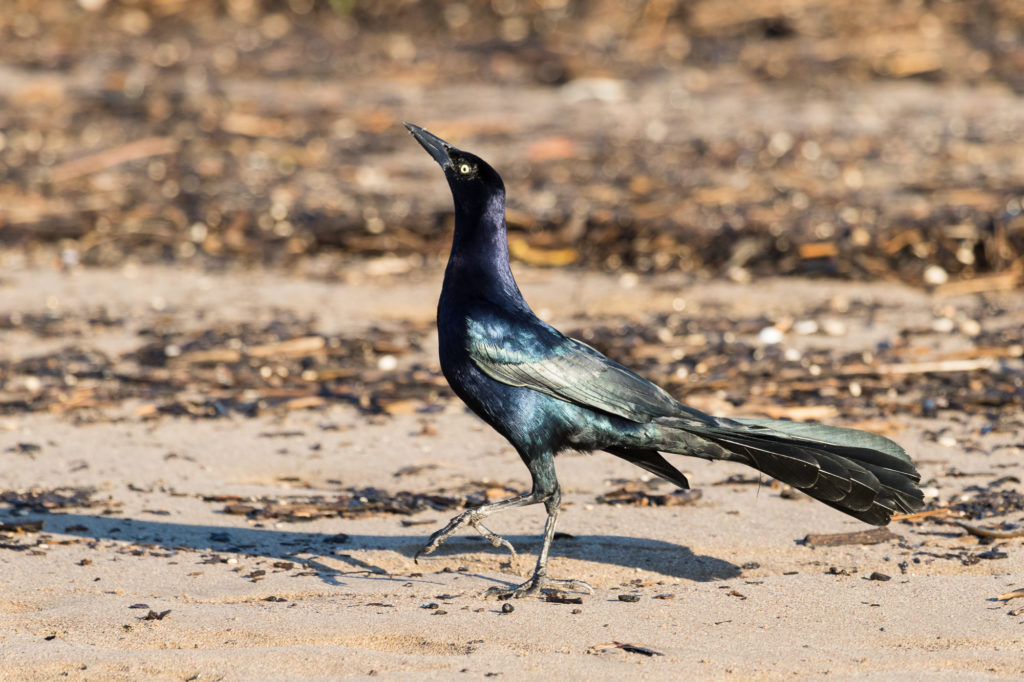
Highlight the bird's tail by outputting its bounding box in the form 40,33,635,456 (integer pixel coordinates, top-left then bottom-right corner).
653,416,925,525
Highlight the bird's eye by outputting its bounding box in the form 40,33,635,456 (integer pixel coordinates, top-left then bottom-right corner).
459,163,472,175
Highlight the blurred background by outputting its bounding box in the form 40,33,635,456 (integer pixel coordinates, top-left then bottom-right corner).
2,0,1023,285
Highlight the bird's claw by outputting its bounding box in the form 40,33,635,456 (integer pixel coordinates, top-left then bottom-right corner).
484,574,593,600
471,520,517,556
414,510,517,563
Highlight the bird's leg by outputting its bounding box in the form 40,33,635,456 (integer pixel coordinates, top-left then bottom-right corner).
414,491,536,561
483,487,593,600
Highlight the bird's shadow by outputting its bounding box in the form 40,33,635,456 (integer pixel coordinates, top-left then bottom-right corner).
25,512,740,587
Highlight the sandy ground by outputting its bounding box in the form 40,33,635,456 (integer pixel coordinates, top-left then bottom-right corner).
1,263,1023,680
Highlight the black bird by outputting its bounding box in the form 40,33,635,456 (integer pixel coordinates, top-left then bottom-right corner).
404,123,924,599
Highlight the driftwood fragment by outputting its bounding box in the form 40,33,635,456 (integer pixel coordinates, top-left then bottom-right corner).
50,137,178,183
802,527,898,547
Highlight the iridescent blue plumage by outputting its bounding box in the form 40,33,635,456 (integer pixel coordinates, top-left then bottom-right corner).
405,123,924,599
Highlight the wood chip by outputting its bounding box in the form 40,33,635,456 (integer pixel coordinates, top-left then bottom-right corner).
802,528,899,547
891,508,953,522
544,591,583,604
754,404,839,421
934,269,1022,297
996,589,1024,602
176,348,243,364
0,520,44,533
246,336,325,359
590,641,664,656
49,136,178,183
877,358,998,375
507,236,578,267
955,521,1024,539
283,396,326,410
798,242,839,259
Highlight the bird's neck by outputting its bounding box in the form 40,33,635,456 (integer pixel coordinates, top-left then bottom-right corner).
442,192,526,308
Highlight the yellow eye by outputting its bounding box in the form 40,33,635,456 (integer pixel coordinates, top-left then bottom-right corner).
459,163,472,174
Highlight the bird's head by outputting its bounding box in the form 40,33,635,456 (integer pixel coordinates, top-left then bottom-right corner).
404,123,505,206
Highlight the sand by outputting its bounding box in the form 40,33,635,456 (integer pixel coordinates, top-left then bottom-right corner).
1,262,1022,680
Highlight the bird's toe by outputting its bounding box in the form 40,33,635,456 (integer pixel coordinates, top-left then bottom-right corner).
483,573,592,600
470,520,517,556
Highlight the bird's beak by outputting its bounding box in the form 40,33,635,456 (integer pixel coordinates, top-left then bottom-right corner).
404,122,457,169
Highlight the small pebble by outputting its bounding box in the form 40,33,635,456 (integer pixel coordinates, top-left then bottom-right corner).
501,603,514,614
822,319,847,336
960,319,981,336
618,594,641,602
793,320,818,335
868,572,891,582
757,326,783,345
923,265,949,285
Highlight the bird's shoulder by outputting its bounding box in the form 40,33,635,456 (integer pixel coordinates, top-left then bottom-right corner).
464,304,573,361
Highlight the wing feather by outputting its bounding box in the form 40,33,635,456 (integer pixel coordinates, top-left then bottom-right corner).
468,318,706,424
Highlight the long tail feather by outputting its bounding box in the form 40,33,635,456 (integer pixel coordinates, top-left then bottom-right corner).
652,416,924,525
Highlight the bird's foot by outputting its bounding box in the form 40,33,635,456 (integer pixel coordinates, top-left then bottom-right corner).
484,572,593,600
415,510,516,562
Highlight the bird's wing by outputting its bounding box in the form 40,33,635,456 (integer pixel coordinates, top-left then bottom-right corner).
467,317,700,424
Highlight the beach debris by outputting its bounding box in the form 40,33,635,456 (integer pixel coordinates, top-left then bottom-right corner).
544,591,583,605
589,642,664,657
802,528,899,547
996,589,1024,604
944,488,1024,521
4,442,41,455
0,487,116,513
141,610,171,621
597,486,702,507
210,484,521,522
0,520,44,533
954,521,1024,540
393,463,441,478
2,297,1020,424
714,475,762,486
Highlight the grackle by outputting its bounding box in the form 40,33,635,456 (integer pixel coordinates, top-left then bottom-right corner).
404,123,924,599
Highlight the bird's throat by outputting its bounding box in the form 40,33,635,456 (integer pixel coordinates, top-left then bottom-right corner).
443,195,522,304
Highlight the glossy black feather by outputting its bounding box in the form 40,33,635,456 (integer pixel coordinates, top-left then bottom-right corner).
406,122,925,587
